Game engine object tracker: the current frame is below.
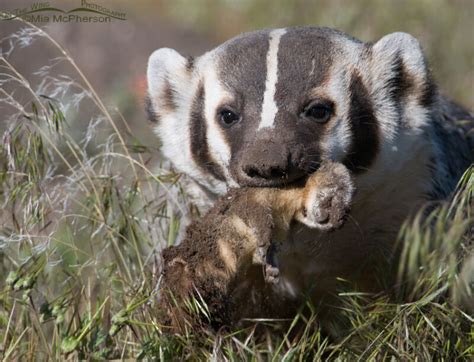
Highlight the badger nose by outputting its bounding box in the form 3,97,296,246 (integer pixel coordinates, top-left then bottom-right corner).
243,163,288,180
240,142,304,185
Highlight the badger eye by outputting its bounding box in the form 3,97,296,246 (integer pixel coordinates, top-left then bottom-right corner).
304,104,332,123
219,108,240,127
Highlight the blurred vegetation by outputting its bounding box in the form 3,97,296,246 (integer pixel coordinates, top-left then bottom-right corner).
157,0,473,109
0,1,473,359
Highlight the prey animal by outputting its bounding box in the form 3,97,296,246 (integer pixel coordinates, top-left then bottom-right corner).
160,161,354,328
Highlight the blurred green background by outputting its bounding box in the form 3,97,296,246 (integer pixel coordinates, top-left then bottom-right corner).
161,0,474,107
1,0,472,145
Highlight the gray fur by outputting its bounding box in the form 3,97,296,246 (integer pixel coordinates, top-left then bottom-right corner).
427,97,473,199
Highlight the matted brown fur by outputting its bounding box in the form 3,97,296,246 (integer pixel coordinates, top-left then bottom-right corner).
160,161,354,330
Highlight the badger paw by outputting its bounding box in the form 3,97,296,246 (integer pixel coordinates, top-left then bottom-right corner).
296,162,355,231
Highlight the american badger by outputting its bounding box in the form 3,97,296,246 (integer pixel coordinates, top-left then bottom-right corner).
147,27,473,312
161,161,354,327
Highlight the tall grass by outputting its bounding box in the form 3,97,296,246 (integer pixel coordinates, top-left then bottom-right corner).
0,18,472,360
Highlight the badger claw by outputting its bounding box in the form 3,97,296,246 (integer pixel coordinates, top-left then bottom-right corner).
264,264,280,284
254,241,281,284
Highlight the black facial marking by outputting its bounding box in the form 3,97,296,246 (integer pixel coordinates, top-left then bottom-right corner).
144,95,159,123
190,82,226,181
344,72,379,173
217,31,270,154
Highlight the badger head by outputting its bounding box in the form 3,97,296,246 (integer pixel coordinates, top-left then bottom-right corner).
146,27,435,196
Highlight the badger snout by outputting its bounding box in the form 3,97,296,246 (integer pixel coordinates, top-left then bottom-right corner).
235,141,314,187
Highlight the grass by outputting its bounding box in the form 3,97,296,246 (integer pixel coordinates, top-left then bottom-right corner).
0,17,473,360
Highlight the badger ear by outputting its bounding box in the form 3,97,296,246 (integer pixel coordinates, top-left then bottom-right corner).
370,32,435,107
146,48,192,122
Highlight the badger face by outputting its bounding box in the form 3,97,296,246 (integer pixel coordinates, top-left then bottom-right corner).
147,27,435,194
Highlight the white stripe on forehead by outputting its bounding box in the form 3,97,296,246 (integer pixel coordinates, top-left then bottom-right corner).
258,28,286,130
